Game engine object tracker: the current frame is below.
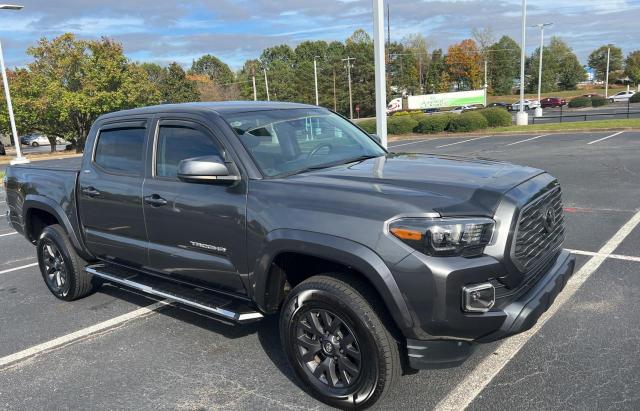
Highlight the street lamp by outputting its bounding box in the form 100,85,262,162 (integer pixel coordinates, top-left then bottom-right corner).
313,56,320,106
531,22,553,117
0,4,28,164
516,0,528,126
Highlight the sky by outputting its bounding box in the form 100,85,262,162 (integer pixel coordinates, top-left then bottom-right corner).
0,0,638,70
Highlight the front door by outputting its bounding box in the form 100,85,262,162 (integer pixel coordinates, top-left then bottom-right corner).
78,120,149,268
142,118,247,294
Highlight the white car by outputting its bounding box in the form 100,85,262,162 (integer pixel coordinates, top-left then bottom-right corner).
449,105,479,114
609,91,635,103
511,99,541,111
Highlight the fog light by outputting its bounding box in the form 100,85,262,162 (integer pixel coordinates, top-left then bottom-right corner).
462,283,495,313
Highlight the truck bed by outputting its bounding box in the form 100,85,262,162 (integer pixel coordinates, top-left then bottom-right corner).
10,156,82,172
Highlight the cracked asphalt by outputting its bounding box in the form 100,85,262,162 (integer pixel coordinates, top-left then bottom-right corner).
0,130,639,410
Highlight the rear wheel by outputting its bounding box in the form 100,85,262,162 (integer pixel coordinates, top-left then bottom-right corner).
31,141,39,147
280,275,400,409
37,224,98,301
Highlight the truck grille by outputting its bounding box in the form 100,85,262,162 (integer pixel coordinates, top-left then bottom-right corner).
513,186,565,271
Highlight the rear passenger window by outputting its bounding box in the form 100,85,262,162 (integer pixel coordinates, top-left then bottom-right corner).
156,125,221,178
94,127,146,175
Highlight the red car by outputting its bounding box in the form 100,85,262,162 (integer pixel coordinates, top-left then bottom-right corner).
540,97,567,108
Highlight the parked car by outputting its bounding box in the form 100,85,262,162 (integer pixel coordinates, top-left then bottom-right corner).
511,99,541,111
449,105,479,114
422,108,440,114
609,90,635,103
582,93,603,98
20,134,67,147
5,102,575,409
488,102,513,111
540,97,567,108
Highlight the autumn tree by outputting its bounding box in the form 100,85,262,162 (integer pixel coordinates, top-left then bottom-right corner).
445,39,482,90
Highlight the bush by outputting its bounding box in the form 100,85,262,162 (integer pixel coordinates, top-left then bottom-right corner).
590,95,607,107
478,107,512,127
392,111,410,116
447,111,488,132
416,114,453,134
630,92,640,103
387,115,419,134
358,119,376,133
568,96,591,108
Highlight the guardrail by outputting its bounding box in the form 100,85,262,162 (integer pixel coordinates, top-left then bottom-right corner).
530,100,639,124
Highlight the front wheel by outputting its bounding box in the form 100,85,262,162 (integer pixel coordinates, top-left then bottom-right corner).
280,275,400,409
31,141,39,147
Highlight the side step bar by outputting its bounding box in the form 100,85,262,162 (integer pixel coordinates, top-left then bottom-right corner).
86,264,264,324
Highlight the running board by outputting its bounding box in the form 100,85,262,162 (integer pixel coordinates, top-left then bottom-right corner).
85,264,264,324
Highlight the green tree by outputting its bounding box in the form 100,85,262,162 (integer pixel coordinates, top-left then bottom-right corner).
189,54,234,85
527,37,585,92
625,50,640,85
588,45,623,82
159,62,200,103
487,36,520,95
424,49,447,93
0,34,161,152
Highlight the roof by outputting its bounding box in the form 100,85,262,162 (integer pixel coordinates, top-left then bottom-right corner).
98,101,321,121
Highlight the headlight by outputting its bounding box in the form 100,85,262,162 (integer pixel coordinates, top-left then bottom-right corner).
388,217,494,257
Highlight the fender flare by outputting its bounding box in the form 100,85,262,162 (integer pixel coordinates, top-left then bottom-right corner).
23,195,89,258
252,229,414,332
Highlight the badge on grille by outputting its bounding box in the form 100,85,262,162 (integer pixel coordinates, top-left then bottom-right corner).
541,205,555,234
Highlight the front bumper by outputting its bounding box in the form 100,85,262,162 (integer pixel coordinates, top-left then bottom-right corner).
407,249,575,369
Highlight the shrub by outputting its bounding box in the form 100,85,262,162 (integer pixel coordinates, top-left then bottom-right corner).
358,119,376,133
447,111,488,132
478,107,512,127
568,96,591,108
416,114,452,134
590,95,607,107
630,92,640,103
392,111,410,116
387,115,419,134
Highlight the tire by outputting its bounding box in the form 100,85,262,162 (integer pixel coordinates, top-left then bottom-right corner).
280,275,401,409
37,224,98,301
31,141,39,147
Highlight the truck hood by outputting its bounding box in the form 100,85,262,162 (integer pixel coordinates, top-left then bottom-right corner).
283,153,544,217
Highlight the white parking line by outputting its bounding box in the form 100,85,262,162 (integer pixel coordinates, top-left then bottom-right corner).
0,299,170,369
587,131,624,145
389,139,434,148
437,136,487,148
0,262,38,275
565,248,640,263
435,209,640,411
506,134,551,146
0,231,17,237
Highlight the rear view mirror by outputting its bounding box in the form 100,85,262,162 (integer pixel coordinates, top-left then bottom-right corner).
177,156,239,183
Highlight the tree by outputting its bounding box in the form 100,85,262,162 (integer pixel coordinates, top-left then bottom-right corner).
1,34,161,152
588,45,623,82
625,50,640,85
527,37,585,92
486,36,520,95
189,54,234,85
158,62,200,103
445,39,482,90
402,34,430,92
472,27,496,53
424,49,447,93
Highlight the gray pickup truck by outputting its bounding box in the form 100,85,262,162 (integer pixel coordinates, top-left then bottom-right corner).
5,102,575,409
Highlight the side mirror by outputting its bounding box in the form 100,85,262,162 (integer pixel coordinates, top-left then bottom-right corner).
369,134,381,144
177,155,239,183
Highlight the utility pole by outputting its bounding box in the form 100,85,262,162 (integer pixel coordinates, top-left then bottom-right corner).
605,47,610,98
374,0,388,147
532,22,553,117
342,57,355,119
313,56,319,106
263,68,270,101
386,2,390,46
484,59,488,90
419,55,423,93
516,0,528,126
332,66,337,111
251,71,257,101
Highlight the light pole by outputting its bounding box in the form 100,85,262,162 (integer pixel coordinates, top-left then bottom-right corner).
263,68,270,101
373,0,387,147
516,0,528,126
342,57,355,119
532,22,553,117
605,47,610,99
0,4,28,164
313,56,319,106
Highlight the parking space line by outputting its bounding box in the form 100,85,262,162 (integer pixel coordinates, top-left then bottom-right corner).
435,209,640,411
389,139,433,148
0,299,170,370
437,136,487,148
0,231,17,237
565,248,640,263
587,131,624,145
0,262,38,275
506,134,551,146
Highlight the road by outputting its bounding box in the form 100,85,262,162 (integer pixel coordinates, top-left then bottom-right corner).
0,130,639,409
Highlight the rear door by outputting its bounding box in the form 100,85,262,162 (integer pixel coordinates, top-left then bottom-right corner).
78,119,150,268
142,116,248,294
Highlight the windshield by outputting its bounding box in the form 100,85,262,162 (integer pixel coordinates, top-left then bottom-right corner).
222,108,385,177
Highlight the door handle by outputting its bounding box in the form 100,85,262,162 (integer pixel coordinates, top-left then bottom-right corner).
81,186,101,197
144,194,168,207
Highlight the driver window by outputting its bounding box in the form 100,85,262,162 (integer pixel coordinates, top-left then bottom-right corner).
156,124,221,178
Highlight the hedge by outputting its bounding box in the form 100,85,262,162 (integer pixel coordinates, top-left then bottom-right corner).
358,119,377,133
478,107,512,127
416,114,453,134
590,95,607,107
568,96,591,108
387,115,419,134
630,93,640,103
447,111,488,132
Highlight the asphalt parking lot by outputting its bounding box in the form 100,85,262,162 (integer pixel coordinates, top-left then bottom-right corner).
0,130,639,410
